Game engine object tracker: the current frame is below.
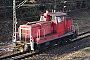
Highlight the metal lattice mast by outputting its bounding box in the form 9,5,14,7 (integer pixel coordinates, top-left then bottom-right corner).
13,0,17,42
13,0,28,43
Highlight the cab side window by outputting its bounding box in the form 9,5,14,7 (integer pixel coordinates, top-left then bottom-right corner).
61,16,65,21
57,17,61,23
40,16,44,21
52,15,55,20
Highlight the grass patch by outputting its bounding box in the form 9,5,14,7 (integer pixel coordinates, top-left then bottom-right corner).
80,46,90,52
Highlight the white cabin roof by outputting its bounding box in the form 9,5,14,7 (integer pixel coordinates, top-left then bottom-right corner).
49,12,66,16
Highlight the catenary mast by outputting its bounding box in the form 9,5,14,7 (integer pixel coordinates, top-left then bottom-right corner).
13,0,28,44
13,0,17,43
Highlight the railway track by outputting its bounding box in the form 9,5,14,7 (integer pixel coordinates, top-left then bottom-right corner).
0,31,90,60
72,31,90,41
0,51,38,60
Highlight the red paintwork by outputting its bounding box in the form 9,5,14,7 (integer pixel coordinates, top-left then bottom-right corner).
45,35,52,41
19,23,41,42
38,21,53,36
18,11,73,44
36,37,45,42
52,33,58,39
36,33,58,43
57,22,65,36
66,18,72,32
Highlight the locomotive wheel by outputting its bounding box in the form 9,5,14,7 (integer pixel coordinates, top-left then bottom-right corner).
19,45,24,52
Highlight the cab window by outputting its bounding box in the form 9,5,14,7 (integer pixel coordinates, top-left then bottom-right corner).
40,16,46,21
52,15,55,20
61,16,65,21
57,17,61,23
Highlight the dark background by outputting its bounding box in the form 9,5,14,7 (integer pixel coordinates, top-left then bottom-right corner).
0,0,90,42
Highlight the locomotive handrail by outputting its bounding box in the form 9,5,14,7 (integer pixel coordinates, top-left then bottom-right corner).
37,28,45,39
19,27,32,43
72,25,75,32
73,23,79,35
19,27,34,51
73,23,79,31
30,35,34,51
12,32,19,42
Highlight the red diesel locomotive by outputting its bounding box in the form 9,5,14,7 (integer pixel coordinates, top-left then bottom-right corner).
15,10,79,52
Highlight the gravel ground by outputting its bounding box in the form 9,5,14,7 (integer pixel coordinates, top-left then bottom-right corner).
0,9,90,60
27,37,90,60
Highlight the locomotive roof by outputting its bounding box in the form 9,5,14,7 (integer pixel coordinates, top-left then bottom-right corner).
49,12,66,16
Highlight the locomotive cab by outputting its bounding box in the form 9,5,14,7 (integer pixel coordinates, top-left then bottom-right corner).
49,12,67,35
